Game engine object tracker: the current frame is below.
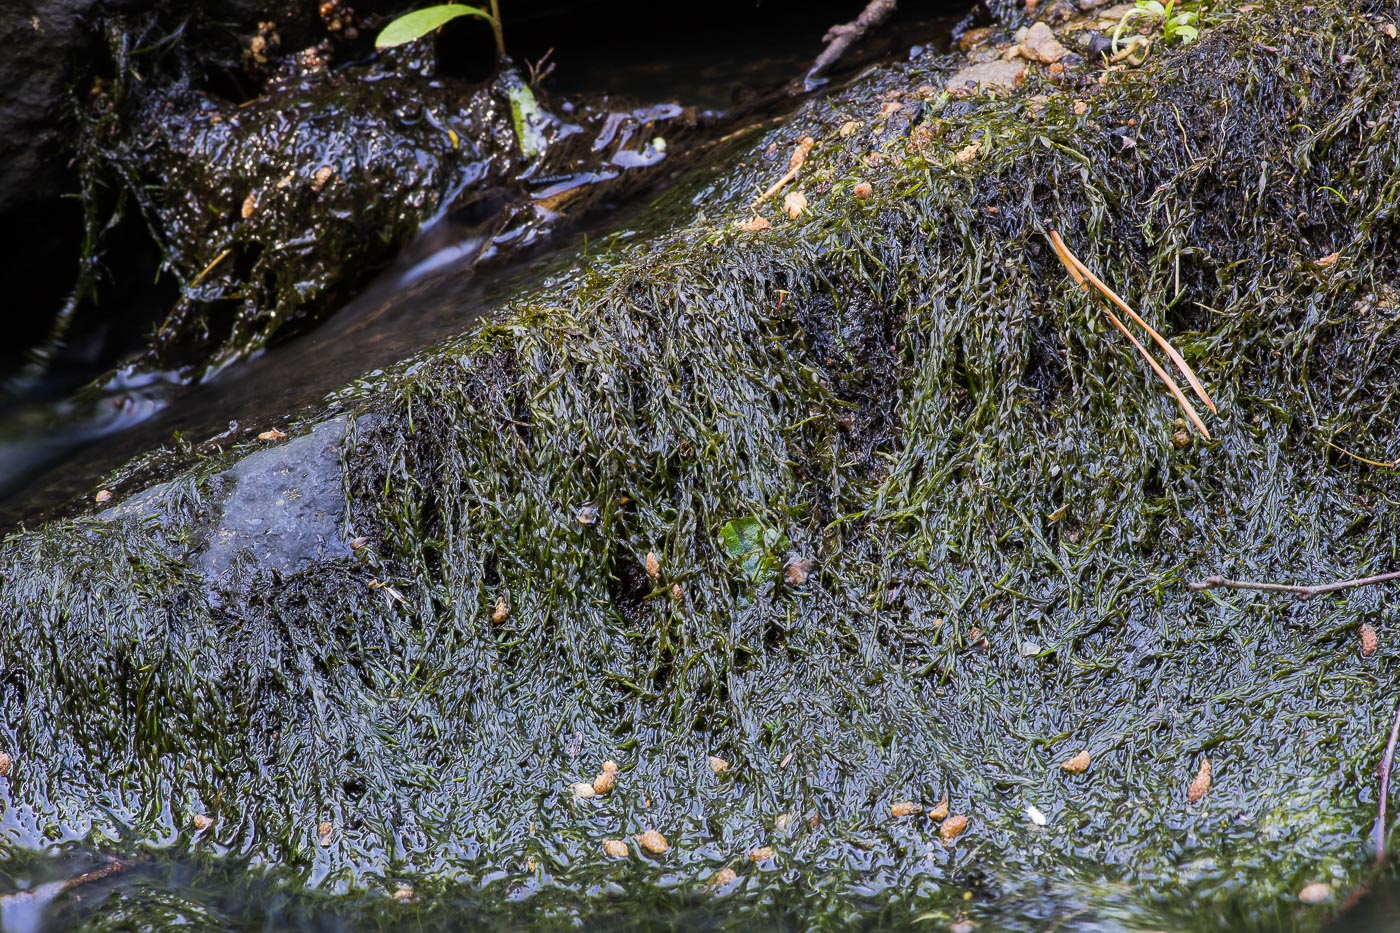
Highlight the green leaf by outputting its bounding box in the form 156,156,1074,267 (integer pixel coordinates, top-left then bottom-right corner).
1174,24,1199,41
718,516,789,583
1140,0,1166,15
375,4,494,50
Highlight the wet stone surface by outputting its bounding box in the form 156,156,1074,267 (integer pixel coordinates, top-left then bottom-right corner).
101,416,353,579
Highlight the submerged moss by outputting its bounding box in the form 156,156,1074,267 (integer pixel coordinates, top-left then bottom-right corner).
4,0,1400,928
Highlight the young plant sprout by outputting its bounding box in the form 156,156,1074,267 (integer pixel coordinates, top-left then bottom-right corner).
376,2,504,58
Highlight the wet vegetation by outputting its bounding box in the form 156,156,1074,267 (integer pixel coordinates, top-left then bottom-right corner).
4,0,1400,928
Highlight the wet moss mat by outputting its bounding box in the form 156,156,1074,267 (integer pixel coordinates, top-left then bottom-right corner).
4,0,1400,928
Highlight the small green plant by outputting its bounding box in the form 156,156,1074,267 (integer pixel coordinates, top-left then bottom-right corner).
375,2,549,159
375,2,504,58
1112,0,1201,55
718,516,789,584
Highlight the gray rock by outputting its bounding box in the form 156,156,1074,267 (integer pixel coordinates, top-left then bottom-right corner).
193,416,351,578
101,415,352,579
945,59,1028,94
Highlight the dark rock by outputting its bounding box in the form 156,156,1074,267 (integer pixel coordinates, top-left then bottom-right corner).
0,0,103,216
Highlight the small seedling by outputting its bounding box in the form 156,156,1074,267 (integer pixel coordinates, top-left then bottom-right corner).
376,2,504,58
376,3,548,160
1112,0,1202,57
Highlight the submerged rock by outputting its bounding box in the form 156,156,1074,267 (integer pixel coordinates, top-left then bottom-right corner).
3,0,1400,928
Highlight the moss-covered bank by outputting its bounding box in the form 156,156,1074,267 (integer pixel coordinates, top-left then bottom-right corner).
4,0,1400,927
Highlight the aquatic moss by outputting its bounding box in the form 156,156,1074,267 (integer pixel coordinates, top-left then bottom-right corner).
4,0,1400,928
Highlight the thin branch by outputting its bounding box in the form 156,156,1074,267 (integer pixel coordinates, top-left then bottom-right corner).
751,136,815,207
0,857,135,915
1375,696,1400,867
1186,569,1400,600
802,0,897,90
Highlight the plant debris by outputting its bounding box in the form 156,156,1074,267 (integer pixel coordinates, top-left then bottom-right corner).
1187,758,1212,803
940,815,969,842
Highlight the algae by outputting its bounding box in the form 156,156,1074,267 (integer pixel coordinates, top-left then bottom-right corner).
4,0,1400,928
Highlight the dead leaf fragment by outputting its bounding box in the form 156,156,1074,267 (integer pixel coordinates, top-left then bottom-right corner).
241,191,259,219
748,846,775,862
1362,623,1380,657
312,165,334,191
192,814,213,832
602,839,629,858
927,797,949,821
735,216,772,232
955,142,982,163
1314,251,1339,268
645,551,661,579
891,800,921,818
709,755,730,774
317,821,334,846
708,867,738,889
946,60,1027,95
1298,882,1334,904
1187,757,1212,802
1061,750,1091,774
0,752,10,777
838,120,863,138
939,814,969,841
602,759,619,773
634,829,669,855
853,181,873,199
95,489,113,504
783,189,808,219
491,595,510,624
572,781,597,799
783,559,812,587
958,26,994,51
592,770,616,795
257,428,287,442
1383,22,1398,39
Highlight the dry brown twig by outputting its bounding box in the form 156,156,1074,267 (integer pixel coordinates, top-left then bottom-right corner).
1376,697,1400,867
0,857,135,914
1047,230,1215,439
803,0,898,90
752,136,815,207
1186,569,1400,599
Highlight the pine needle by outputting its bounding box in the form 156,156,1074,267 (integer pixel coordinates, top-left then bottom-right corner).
1048,230,1213,438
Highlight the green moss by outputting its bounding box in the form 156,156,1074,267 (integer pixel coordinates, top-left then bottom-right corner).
4,0,1400,927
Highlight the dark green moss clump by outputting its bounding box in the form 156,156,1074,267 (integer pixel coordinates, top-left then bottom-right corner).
4,0,1400,928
